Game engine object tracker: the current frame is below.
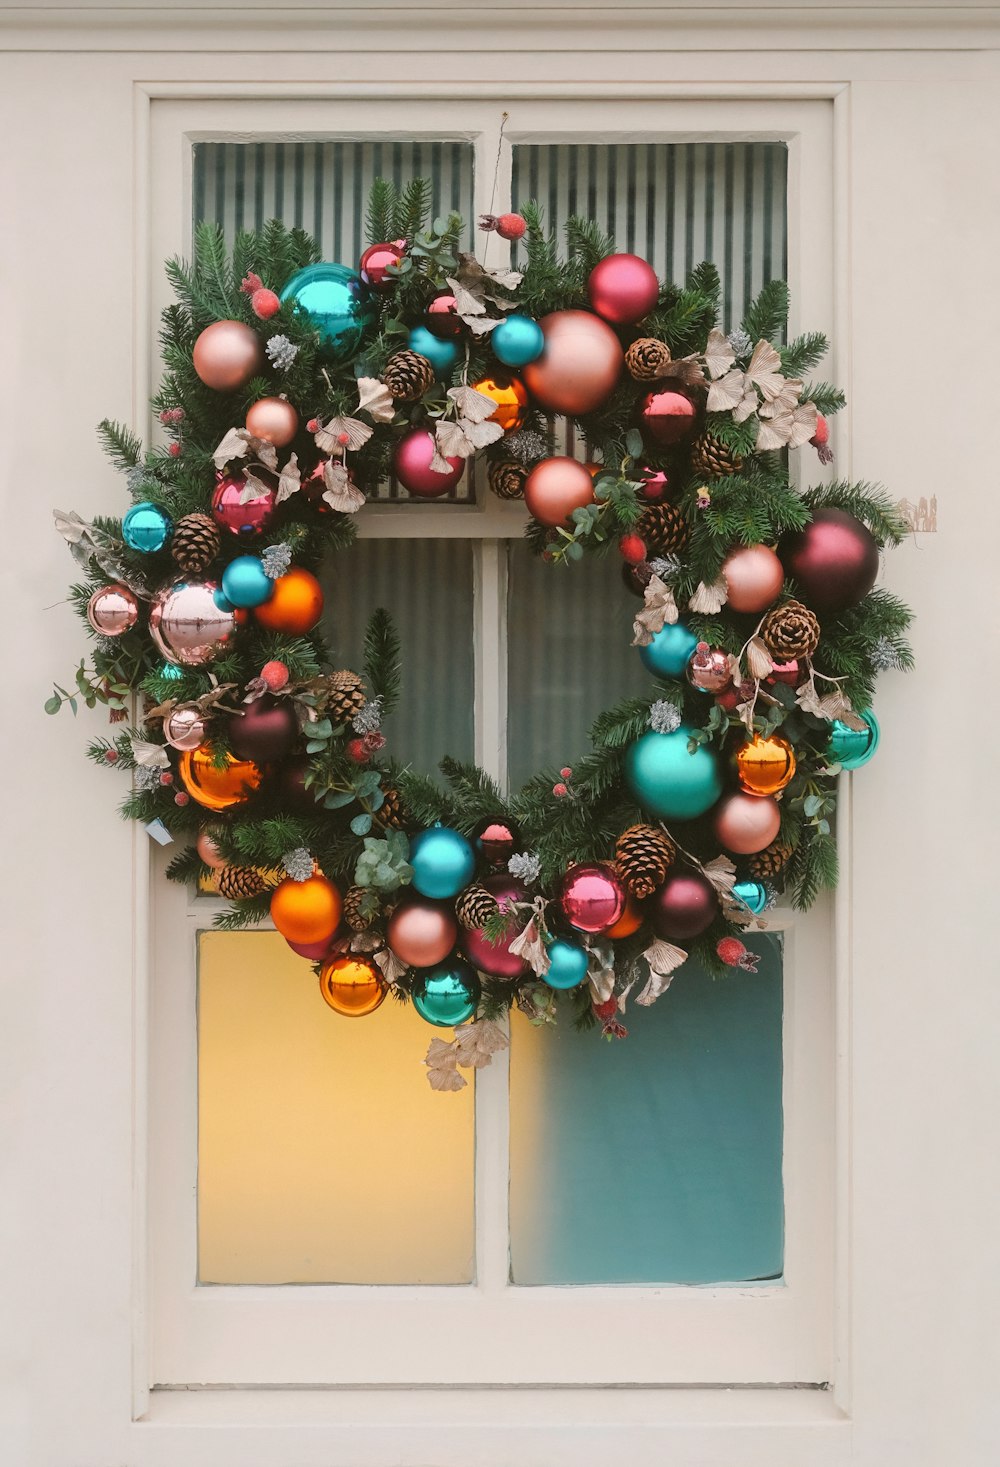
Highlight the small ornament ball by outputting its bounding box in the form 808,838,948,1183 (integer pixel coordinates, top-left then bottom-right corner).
270,872,342,945
472,817,520,869
406,325,459,376
392,428,464,497
253,566,324,634
543,937,590,990
638,621,699,680
387,899,459,969
318,955,386,1018
733,879,769,916
196,828,226,868
652,870,719,940
712,791,782,855
624,728,723,821
491,314,544,368
778,507,880,613
560,862,626,934
123,501,172,553
523,456,595,527
521,309,623,416
425,290,463,339
87,583,139,637
827,709,880,770
221,554,273,609
279,262,375,362
639,467,670,502
164,703,207,752
687,642,732,695
410,826,476,901
192,319,264,391
212,471,276,537
245,396,299,448
359,240,406,292
587,252,660,325
638,385,697,447
470,374,528,433
721,544,785,614
411,960,481,1028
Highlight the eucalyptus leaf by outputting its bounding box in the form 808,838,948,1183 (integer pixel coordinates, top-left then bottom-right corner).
44,695,61,715
350,813,373,836
324,789,356,809
625,427,644,459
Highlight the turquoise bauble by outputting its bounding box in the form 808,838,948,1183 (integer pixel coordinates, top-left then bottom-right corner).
411,960,481,1027
410,826,476,900
827,709,880,771
638,622,699,680
221,555,273,609
492,314,545,368
407,325,460,376
543,937,590,991
123,501,172,553
160,661,184,681
280,263,375,361
624,728,723,820
733,879,769,916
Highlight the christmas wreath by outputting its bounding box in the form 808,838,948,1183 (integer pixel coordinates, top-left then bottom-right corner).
51,178,913,1090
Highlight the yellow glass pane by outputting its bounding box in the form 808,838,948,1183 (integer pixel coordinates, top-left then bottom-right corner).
198,931,474,1284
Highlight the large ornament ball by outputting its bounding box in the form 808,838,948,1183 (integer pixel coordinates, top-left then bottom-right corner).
736,733,797,797
245,396,299,448
721,544,786,614
270,872,342,946
543,937,590,991
123,501,172,553
523,456,595,527
521,309,624,416
560,862,626,934
86,583,139,637
279,263,375,362
407,325,460,376
425,290,463,339
221,554,273,609
253,567,324,633
587,252,660,325
733,879,769,916
652,870,719,940
392,428,464,497
212,472,277,537
472,816,521,869
411,960,481,1028
164,703,207,752
460,875,529,979
492,313,544,368
410,826,476,901
318,955,387,1018
777,507,880,612
192,319,264,391
359,239,406,292
713,791,782,855
827,709,880,771
196,828,226,868
638,385,697,447
639,621,699,680
177,746,263,811
470,374,528,433
149,579,235,666
387,898,459,969
624,728,723,821
228,699,298,763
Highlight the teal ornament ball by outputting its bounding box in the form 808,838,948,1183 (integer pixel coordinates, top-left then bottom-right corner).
639,622,699,680
407,325,460,376
624,728,723,821
827,709,880,771
411,960,481,1027
733,879,769,916
543,938,590,991
123,501,172,553
221,555,273,609
410,826,476,900
160,661,184,681
492,314,545,368
279,263,375,362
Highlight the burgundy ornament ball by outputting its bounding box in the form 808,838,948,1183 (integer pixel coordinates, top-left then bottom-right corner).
461,875,529,979
472,817,521,870
212,471,277,536
86,583,139,637
587,252,660,325
228,699,297,763
387,898,459,969
521,310,624,416
359,239,406,292
638,385,697,447
721,544,785,614
392,429,464,497
425,290,463,338
777,507,880,613
286,936,335,961
712,791,782,855
192,320,264,392
280,758,320,813
560,862,626,934
652,870,719,940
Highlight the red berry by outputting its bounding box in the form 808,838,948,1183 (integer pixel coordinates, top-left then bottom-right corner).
810,413,829,447
306,418,319,433
593,998,618,1022
168,442,181,457
251,287,280,320
337,431,350,446
174,791,190,806
496,212,527,241
260,659,290,692
559,766,573,780
105,750,119,764
159,771,174,786
716,936,747,966
346,737,370,764
240,271,263,295
618,533,647,565
552,782,568,797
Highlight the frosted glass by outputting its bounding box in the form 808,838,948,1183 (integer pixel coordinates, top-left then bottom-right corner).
198,931,474,1284
509,936,783,1285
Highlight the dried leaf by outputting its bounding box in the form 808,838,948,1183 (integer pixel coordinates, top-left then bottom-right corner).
453,1018,510,1069
315,414,372,454
637,937,687,1004
464,315,502,337
746,636,774,680
688,577,728,614
507,903,551,977
130,737,170,770
424,1036,468,1091
460,418,504,449
212,427,252,469
706,368,758,421
435,419,473,461
373,946,408,984
745,339,785,401
239,468,275,504
663,355,706,388
275,452,301,504
631,574,679,645
356,377,395,423
703,327,736,380
321,459,366,514
757,397,818,451
447,385,501,424
445,278,487,316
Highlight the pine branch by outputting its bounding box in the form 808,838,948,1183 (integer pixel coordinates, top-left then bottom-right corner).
564,214,615,271
97,419,142,472
742,279,789,344
800,381,846,416
801,481,908,546
394,767,454,828
363,608,402,716
779,332,828,377
395,178,433,242
366,178,398,247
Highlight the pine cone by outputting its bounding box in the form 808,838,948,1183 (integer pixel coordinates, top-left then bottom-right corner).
383,350,435,401
760,599,821,660
615,823,676,900
171,512,220,574
625,337,671,381
378,786,407,830
689,431,744,479
455,883,497,931
217,864,266,900
636,501,690,556
488,460,526,500
748,840,793,880
326,669,366,724
344,884,376,932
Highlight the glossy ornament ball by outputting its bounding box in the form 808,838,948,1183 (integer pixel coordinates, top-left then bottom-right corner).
123,501,172,553
767,659,801,687
177,746,262,811
228,699,297,763
318,955,386,1018
288,936,335,961
407,325,460,376
86,583,139,637
412,960,481,1028
164,704,207,752
221,554,273,609
192,319,264,391
523,456,595,527
778,508,880,612
624,728,723,821
425,290,463,338
543,937,590,991
212,472,276,537
560,862,626,934
736,733,796,797
253,567,323,633
149,580,235,666
721,543,785,614
638,621,699,679
359,239,406,292
470,374,528,433
652,870,718,940
639,467,670,502
461,875,529,979
270,872,342,945
687,642,732,695
605,891,646,939
587,252,660,325
638,386,697,447
713,792,782,855
387,899,459,969
196,828,226,868
827,709,880,771
472,817,520,869
410,826,476,900
245,396,299,448
279,263,375,362
733,879,769,916
521,309,624,415
492,313,544,367
392,428,464,497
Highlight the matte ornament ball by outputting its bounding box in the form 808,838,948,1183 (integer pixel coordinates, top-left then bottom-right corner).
652,870,718,940
387,898,459,969
196,828,226,868
713,791,782,855
721,544,785,614
523,456,595,527
560,863,626,934
827,709,880,771
164,704,207,752
279,263,375,362
123,501,172,553
736,733,797,797
359,239,406,292
778,507,880,612
638,621,699,679
638,385,697,447
406,325,460,377
624,728,723,821
491,314,544,368
288,936,335,961
192,319,264,391
227,699,297,762
410,826,476,901
318,955,386,1018
86,583,139,637
733,879,769,916
212,472,276,537
521,309,624,416
392,428,464,497
270,873,342,946
461,875,529,979
221,554,273,609
177,746,263,811
543,937,590,990
470,374,528,433
245,396,299,448
411,960,481,1028
252,567,324,633
587,252,660,325
149,580,235,666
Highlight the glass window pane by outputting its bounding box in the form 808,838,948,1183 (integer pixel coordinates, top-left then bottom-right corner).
508,936,784,1285
198,931,475,1284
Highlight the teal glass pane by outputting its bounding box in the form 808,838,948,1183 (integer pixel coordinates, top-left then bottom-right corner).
509,936,784,1285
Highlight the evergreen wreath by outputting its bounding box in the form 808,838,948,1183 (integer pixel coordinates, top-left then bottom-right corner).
50,179,913,1090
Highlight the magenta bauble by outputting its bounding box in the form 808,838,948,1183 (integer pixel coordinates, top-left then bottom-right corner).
227,699,298,762
212,471,277,536
286,936,335,961
587,253,660,325
777,507,880,612
712,792,782,855
392,429,464,497
387,898,459,968
521,310,623,415
639,467,670,502
460,875,529,979
652,871,718,940
560,862,626,934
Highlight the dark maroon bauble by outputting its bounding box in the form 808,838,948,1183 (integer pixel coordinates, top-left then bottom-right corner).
622,559,654,598
652,870,719,940
777,507,880,613
425,290,463,338
472,816,522,869
280,758,320,812
638,385,697,447
228,700,298,763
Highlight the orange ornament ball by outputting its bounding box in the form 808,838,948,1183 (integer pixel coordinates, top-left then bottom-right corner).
318,955,387,1018
245,396,299,447
177,746,263,811
522,309,624,415
270,873,343,946
470,374,528,433
523,456,596,528
253,567,324,633
605,891,646,939
736,734,797,797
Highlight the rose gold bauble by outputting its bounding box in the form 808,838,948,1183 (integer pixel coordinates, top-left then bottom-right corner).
196,828,226,868
318,955,387,1017
721,543,785,614
523,456,596,527
470,374,528,433
712,791,782,854
587,253,660,325
245,396,299,447
560,862,626,934
521,309,623,415
86,583,139,637
192,320,264,391
460,875,529,979
686,642,733,695
387,898,459,969
164,703,208,751
149,580,235,666
638,385,697,447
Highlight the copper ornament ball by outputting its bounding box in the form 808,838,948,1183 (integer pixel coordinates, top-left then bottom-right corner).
196,828,227,868
521,309,624,416
777,507,880,612
523,456,596,528
712,791,782,855
721,544,785,614
245,396,299,448
192,319,264,391
687,642,732,695
149,579,235,666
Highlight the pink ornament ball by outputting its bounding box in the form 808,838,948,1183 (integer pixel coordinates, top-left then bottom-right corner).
712,792,782,855
392,429,464,498
212,471,277,536
196,829,226,868
460,876,529,979
587,253,660,325
559,862,626,934
192,319,264,391
387,899,459,969
721,544,785,615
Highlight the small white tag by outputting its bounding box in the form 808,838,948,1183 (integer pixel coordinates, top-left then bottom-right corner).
144,819,174,846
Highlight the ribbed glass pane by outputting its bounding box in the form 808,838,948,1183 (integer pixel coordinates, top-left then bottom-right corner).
509,936,784,1285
